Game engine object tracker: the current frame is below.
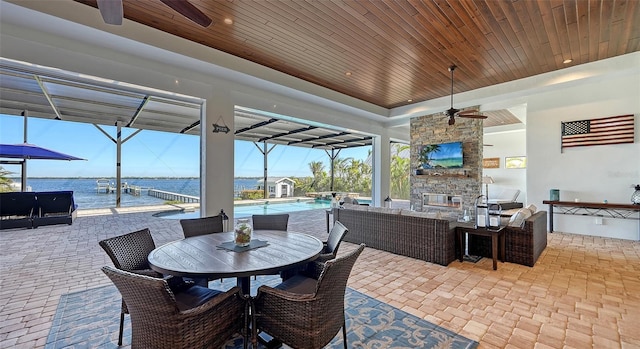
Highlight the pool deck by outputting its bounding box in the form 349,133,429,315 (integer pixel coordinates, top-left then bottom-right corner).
1,202,639,348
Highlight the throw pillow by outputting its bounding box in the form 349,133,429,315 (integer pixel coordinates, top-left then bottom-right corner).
526,204,537,214
508,208,532,227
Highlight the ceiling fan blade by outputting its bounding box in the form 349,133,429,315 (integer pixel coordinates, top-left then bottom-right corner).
96,0,123,25
457,112,488,119
448,116,456,125
160,0,212,27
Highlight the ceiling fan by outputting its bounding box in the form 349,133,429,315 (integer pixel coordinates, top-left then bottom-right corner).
96,0,212,27
444,65,488,125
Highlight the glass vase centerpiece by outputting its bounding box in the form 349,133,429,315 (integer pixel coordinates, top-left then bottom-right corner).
234,218,253,247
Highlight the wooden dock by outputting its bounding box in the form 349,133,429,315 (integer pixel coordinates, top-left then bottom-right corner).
148,189,200,203
95,179,152,196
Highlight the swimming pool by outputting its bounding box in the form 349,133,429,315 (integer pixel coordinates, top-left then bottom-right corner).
155,200,332,219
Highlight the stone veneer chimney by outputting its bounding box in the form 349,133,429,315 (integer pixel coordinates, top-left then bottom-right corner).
410,112,483,216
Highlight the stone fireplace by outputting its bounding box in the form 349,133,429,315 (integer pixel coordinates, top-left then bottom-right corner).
410,111,483,216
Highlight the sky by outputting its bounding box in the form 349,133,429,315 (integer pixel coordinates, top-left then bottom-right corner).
0,114,370,178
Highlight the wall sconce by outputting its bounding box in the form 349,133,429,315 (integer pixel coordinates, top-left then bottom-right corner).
220,209,229,231
384,196,392,208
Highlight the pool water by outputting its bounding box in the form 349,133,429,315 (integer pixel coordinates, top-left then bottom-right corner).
156,200,332,219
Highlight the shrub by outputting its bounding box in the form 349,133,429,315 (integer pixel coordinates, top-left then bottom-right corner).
240,190,264,200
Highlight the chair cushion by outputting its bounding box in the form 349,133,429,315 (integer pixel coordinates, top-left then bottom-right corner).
175,286,223,311
274,274,317,294
131,268,163,278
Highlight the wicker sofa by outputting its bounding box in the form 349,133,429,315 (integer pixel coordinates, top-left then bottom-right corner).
333,205,547,268
333,206,457,266
469,210,548,267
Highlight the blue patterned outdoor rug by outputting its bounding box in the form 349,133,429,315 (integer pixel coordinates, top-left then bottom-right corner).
46,276,477,349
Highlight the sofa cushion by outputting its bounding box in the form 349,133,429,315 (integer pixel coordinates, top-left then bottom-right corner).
400,210,431,218
508,208,532,227
343,203,368,211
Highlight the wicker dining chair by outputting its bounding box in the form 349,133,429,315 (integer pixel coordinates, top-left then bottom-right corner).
280,220,349,281
99,228,165,345
251,214,289,231
179,214,224,238
252,244,365,349
102,266,249,349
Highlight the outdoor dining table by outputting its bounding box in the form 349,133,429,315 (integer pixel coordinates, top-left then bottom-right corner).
148,230,324,295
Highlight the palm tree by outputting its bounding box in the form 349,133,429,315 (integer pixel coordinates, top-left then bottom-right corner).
420,144,441,168
0,166,15,193
390,144,410,199
308,161,325,191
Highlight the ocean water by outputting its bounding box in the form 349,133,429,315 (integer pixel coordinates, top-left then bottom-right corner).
17,177,260,209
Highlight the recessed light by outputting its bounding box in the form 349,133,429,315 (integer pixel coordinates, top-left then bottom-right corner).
345,71,352,76
563,58,573,64
224,18,233,25
407,99,413,102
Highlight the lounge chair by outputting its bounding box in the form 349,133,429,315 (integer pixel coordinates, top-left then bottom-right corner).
32,191,77,228
0,192,36,229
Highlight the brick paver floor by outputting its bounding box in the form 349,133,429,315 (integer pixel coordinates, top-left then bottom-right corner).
1,205,639,348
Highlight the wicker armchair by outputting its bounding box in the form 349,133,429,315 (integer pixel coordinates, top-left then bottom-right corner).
179,214,224,238
98,228,166,345
252,214,289,231
281,220,349,281
252,244,365,349
102,266,249,349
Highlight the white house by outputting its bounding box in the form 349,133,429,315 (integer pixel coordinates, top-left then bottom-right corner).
257,177,295,198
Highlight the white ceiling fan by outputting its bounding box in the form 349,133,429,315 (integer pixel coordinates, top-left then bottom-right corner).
96,0,212,27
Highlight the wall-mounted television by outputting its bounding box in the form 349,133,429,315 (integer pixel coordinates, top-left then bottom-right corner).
419,141,463,169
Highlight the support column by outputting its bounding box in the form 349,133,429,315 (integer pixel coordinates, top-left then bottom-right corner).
202,89,235,221
21,110,28,192
115,121,122,207
254,142,275,199
325,148,341,192
372,134,391,207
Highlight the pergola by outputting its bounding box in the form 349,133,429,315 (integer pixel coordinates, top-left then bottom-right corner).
0,58,374,205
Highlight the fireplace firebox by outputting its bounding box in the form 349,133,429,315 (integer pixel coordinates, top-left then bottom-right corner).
422,193,462,210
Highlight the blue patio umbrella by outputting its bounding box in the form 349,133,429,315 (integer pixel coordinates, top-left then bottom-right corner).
0,143,85,160
0,143,86,191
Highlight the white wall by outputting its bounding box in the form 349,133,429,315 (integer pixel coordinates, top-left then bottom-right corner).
527,72,640,241
483,129,527,203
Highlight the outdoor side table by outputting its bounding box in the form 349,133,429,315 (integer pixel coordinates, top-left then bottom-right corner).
456,224,505,270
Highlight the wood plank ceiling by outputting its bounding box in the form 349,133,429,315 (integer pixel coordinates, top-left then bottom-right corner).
74,0,640,110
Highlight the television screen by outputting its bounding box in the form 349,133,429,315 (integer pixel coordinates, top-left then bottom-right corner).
419,141,463,169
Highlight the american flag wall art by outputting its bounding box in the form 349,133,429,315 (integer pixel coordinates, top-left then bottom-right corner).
561,114,635,150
